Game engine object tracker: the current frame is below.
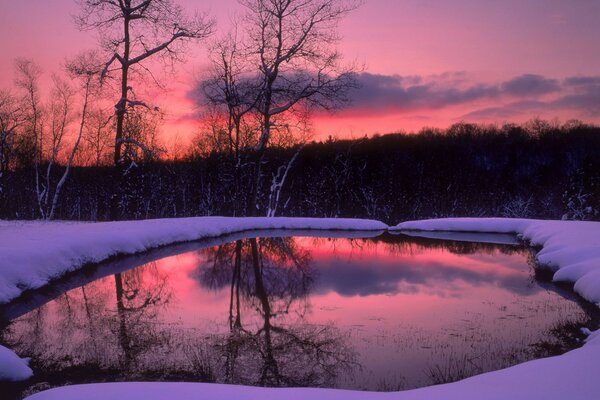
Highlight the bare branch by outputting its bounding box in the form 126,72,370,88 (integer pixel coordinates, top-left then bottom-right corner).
76,0,215,165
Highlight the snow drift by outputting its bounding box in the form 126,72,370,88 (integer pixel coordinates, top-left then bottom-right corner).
0,345,32,381
0,217,387,304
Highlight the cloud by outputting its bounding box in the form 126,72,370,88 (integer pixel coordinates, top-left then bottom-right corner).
346,73,500,115
564,76,600,87
500,74,560,96
187,70,600,124
461,76,600,120
335,72,600,121
312,255,537,298
460,100,547,120
553,80,600,113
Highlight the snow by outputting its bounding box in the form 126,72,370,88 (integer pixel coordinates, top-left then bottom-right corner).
392,218,600,306
1,228,384,322
0,344,32,381
0,217,387,304
2,216,600,397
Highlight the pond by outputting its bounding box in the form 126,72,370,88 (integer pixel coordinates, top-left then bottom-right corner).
1,231,598,398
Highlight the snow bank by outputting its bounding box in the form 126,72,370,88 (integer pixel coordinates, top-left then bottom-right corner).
0,217,387,304
5,217,600,398
0,344,32,381
393,218,600,307
23,329,600,399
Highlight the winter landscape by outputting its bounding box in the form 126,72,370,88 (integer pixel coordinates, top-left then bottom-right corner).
1,1,600,399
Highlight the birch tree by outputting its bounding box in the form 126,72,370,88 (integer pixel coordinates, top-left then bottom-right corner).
14,59,44,217
40,76,75,217
48,52,101,220
76,0,215,166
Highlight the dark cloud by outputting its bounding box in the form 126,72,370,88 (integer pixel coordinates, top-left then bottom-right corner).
187,69,600,122
347,73,500,114
564,76,600,87
343,72,600,120
553,82,600,114
462,78,600,120
501,74,560,96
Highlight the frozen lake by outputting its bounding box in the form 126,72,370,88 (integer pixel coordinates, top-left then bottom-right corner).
1,232,597,398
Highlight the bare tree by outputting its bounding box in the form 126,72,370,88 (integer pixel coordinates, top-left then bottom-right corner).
75,0,215,166
198,0,360,215
82,107,114,167
201,30,262,159
199,30,265,214
0,90,25,181
13,56,99,220
47,52,102,220
240,0,361,152
14,59,45,217
40,76,75,217
0,90,26,211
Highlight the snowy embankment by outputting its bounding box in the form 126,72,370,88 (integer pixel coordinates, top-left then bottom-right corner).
0,217,387,305
5,217,600,398
393,218,600,306
0,345,32,382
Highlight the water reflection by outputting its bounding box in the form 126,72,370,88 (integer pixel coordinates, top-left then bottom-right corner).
5,263,173,375
194,237,355,387
0,234,595,397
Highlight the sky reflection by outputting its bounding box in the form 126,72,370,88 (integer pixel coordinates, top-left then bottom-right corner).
1,235,591,393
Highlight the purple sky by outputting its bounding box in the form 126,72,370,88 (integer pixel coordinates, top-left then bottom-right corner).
1,0,600,139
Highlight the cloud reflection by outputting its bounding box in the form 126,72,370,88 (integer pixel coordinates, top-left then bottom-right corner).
311,252,537,298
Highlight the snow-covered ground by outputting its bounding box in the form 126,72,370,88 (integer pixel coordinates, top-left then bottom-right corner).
0,217,387,304
0,345,32,382
0,217,599,398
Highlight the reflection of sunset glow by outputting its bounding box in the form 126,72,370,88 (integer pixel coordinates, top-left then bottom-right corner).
3,236,589,392
296,236,527,279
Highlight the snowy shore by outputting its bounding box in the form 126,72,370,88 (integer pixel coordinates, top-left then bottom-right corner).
0,217,387,304
0,217,599,398
392,218,600,307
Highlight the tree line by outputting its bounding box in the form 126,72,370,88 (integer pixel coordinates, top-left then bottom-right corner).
1,120,598,223
1,0,362,220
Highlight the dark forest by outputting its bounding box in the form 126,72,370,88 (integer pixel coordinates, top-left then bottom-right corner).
2,121,599,223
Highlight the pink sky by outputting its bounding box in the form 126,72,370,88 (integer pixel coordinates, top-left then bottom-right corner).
2,0,600,141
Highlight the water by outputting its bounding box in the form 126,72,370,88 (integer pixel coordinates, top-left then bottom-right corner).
1,232,596,397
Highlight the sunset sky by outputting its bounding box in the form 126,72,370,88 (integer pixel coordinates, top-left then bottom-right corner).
2,0,600,141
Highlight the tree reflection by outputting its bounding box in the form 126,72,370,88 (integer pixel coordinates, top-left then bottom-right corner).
2,262,172,378
3,233,575,395
368,232,527,256
195,237,357,387
113,267,172,368
1,237,357,390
